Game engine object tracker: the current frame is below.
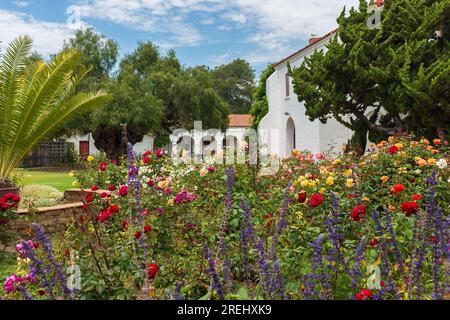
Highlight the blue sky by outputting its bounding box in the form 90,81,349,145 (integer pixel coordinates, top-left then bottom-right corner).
0,0,360,74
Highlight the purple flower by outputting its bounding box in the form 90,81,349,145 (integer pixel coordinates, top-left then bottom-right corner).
204,245,224,299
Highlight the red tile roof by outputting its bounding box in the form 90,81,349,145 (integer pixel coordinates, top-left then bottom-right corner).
274,28,338,67
228,114,253,127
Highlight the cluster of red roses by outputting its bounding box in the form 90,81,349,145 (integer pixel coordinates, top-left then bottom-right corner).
0,193,21,225
391,183,422,217
297,191,324,208
96,204,120,223
351,204,367,222
356,289,373,300
142,149,164,164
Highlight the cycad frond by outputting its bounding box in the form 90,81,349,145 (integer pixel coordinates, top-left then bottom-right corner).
0,36,110,178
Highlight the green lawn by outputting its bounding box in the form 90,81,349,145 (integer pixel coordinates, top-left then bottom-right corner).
12,169,76,192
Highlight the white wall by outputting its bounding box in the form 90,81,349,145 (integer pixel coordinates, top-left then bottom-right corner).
64,133,154,156
133,134,155,155
64,133,100,155
259,34,351,157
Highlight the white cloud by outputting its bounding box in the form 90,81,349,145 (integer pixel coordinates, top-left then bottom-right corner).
69,0,360,64
14,1,30,8
0,9,75,56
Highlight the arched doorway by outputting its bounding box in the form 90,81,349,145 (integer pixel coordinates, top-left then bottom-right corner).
286,117,296,156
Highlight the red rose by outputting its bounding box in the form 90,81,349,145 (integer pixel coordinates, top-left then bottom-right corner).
263,214,271,220
109,205,120,213
155,149,163,158
391,184,405,194
85,192,93,203
134,231,142,239
91,185,99,191
298,191,307,204
147,263,159,280
100,192,108,199
121,220,129,232
370,238,379,247
412,194,422,201
108,185,116,191
144,225,152,233
387,146,399,154
12,195,21,203
99,162,108,172
400,201,419,217
356,289,373,300
143,156,150,164
4,193,15,200
147,180,155,188
309,194,324,208
310,174,318,180
119,186,128,197
351,204,367,222
97,209,113,223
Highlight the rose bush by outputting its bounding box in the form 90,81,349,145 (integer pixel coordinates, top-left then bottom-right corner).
2,136,449,300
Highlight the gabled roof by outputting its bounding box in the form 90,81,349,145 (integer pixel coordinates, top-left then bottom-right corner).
274,28,338,68
228,114,253,128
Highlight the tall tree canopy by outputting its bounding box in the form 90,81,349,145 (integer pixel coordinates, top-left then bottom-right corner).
62,28,119,134
290,0,450,149
91,42,229,158
250,64,275,129
212,59,255,114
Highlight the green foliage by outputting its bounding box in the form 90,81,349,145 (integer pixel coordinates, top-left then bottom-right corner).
212,59,256,114
249,64,275,129
0,36,110,179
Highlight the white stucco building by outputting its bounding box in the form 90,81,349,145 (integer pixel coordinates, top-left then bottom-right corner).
64,133,154,157
259,30,353,158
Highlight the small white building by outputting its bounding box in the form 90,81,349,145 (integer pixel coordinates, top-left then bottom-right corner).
259,30,353,158
64,133,154,157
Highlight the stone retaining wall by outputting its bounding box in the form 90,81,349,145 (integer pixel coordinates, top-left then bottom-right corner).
0,202,84,253
0,189,112,253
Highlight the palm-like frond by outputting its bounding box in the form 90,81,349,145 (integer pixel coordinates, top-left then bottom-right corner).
0,36,110,178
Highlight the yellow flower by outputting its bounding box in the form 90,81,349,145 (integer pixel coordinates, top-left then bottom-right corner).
87,155,94,162
326,176,335,186
167,199,174,206
388,136,396,143
343,169,353,177
68,171,75,177
395,143,404,149
298,176,306,182
72,181,79,188
319,187,327,194
301,180,310,188
380,176,389,182
292,149,301,157
400,151,407,158
427,158,436,165
346,179,354,188
297,211,304,220
398,167,408,174
309,181,317,188
362,197,370,202
332,158,342,165
292,181,298,187
418,159,427,167
158,180,169,189
372,154,379,160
